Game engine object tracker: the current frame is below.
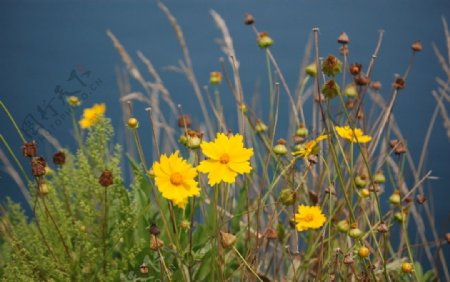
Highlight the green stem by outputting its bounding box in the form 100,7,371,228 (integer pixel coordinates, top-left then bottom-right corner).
0,100,26,143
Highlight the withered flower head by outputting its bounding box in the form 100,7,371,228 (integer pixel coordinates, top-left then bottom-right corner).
244,13,255,25
148,223,161,236
99,170,113,187
354,74,370,86
52,151,66,165
389,139,407,155
411,40,423,52
377,222,389,233
416,194,427,204
393,77,405,90
31,156,47,177
177,115,191,128
22,141,37,158
337,32,350,44
343,254,354,265
349,63,362,76
149,235,164,251
370,81,382,90
139,263,149,274
220,231,236,248
322,79,341,99
265,227,278,240
322,55,342,76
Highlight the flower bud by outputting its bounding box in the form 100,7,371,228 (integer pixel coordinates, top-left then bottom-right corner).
401,262,413,273
358,246,370,258
279,188,296,206
349,63,362,76
220,231,236,248
257,32,274,48
67,96,81,107
127,117,139,128
210,71,222,85
359,188,370,198
38,181,50,195
180,220,190,230
337,32,350,45
337,220,350,233
99,170,113,187
273,139,288,155
239,103,248,113
349,227,363,239
373,171,386,184
255,120,268,133
305,63,317,77
296,125,309,138
389,191,401,205
354,175,368,189
22,141,37,158
411,40,422,52
394,211,405,223
244,13,255,25
52,151,66,165
322,55,342,76
187,135,202,149
344,83,358,98
322,80,341,99
179,134,188,146
178,115,191,128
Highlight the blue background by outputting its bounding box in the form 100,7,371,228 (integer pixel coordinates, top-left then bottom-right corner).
1,0,449,272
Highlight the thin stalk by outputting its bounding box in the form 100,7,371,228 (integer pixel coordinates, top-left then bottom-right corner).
0,100,26,143
102,186,108,277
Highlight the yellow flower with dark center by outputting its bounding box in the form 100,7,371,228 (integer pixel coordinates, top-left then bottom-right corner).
294,205,327,232
335,125,372,143
197,133,253,185
79,103,106,128
292,134,328,158
152,151,200,208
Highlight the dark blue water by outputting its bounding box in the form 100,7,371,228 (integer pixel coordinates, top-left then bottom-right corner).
1,0,449,274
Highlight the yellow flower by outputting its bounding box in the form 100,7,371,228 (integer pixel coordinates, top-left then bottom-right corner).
152,151,200,208
197,133,253,185
79,103,106,128
335,125,372,143
209,71,222,85
294,205,327,232
292,134,328,158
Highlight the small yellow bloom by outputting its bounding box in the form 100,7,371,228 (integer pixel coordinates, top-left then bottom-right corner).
79,103,106,129
209,71,222,85
152,151,200,209
335,125,372,143
294,205,327,232
292,134,328,158
197,133,253,185
67,96,81,106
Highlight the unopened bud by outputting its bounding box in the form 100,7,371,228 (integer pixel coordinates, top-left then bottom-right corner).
210,71,222,85
127,117,139,128
373,171,386,184
389,191,401,205
358,246,370,258
255,120,268,133
354,175,368,189
337,220,350,233
257,32,273,48
401,262,413,273
279,188,296,206
305,63,317,77
349,227,363,239
344,83,358,98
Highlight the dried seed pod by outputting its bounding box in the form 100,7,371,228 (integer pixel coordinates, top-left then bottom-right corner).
343,254,354,265
177,115,191,128
244,13,255,25
416,194,427,204
390,139,407,155
370,81,382,90
148,223,161,236
31,156,47,177
354,74,370,86
265,227,278,240
337,32,350,44
349,63,362,76
52,151,66,165
377,222,388,233
220,231,236,248
22,141,37,158
99,170,113,187
393,77,405,90
149,235,164,251
411,40,423,52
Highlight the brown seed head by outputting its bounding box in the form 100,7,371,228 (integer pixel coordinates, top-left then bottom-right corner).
322,55,343,76
277,138,287,145
149,235,164,251
308,191,319,205
265,227,278,240
148,223,161,236
349,63,362,76
337,32,350,44
415,194,427,204
52,151,66,165
411,40,423,52
244,13,255,25
31,156,47,177
377,222,389,233
177,115,191,128
354,74,370,86
343,254,354,265
393,77,405,90
99,170,113,187
370,80,382,90
22,141,37,158
220,231,236,248
390,139,407,155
